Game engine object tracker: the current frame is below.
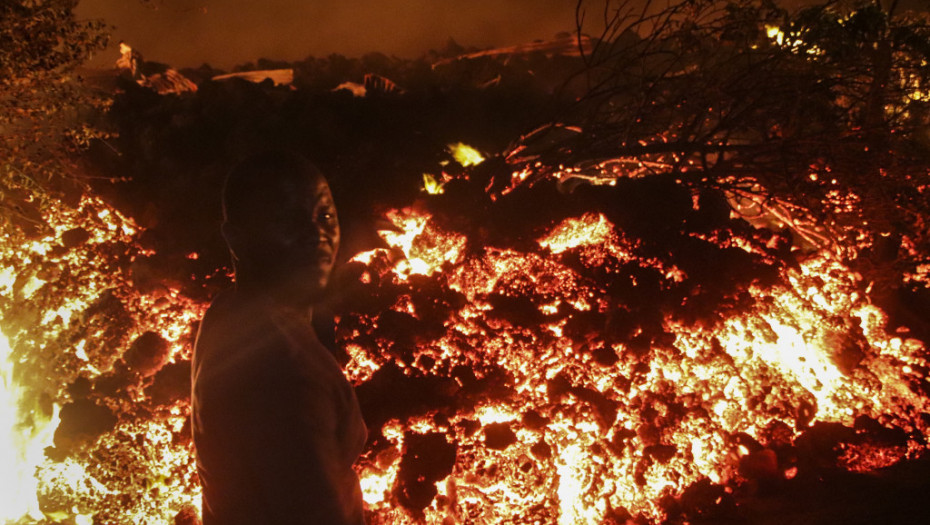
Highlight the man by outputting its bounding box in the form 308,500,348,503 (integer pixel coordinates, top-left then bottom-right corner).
191,151,367,524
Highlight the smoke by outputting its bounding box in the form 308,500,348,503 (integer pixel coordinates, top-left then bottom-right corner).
75,0,930,71
76,0,576,69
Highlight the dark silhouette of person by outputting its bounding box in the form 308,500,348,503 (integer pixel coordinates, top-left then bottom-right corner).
191,151,367,524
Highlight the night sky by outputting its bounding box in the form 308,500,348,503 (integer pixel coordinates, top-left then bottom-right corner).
76,0,576,69
76,0,929,69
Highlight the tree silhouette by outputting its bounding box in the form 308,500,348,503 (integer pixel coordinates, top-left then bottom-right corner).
1,0,109,227
507,1,930,281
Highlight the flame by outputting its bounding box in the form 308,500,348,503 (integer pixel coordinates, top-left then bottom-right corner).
422,173,446,195
538,212,613,254
421,143,485,195
448,142,485,167
358,434,403,507
0,330,59,522
765,24,784,46
373,208,467,278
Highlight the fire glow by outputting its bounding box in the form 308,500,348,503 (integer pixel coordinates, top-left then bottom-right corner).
5,0,930,519
0,192,203,523
342,200,929,523
1,159,928,524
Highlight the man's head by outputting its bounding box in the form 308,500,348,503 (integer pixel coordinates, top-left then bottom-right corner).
222,150,339,306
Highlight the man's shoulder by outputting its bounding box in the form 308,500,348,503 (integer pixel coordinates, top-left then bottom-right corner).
197,290,274,347
193,290,291,386
198,289,244,333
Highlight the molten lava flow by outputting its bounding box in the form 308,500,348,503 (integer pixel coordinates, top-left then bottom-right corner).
343,204,930,524
3,153,928,523
0,190,204,524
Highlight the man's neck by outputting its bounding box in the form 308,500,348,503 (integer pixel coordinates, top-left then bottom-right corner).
235,279,315,325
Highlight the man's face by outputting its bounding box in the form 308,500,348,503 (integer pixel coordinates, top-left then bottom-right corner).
231,174,340,303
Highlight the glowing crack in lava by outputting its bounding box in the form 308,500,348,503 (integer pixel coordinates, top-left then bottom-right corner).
0,190,203,524
343,199,930,523
1,159,928,524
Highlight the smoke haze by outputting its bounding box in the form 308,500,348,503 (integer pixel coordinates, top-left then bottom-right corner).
76,0,929,69
76,0,577,69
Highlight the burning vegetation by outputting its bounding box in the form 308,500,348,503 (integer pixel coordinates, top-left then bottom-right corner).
3,0,930,524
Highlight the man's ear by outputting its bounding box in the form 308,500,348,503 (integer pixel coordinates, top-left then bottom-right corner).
220,222,241,262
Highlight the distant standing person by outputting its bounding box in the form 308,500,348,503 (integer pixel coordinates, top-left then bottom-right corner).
191,151,367,524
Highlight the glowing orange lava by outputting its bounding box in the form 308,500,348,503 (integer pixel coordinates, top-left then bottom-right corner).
1,162,927,524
